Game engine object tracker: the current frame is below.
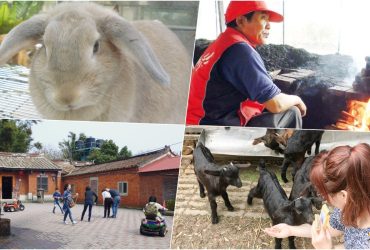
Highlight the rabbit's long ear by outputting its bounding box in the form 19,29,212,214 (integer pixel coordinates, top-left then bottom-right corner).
0,14,47,65
100,16,170,86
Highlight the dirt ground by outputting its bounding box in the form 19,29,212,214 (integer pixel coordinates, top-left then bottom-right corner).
171,142,342,249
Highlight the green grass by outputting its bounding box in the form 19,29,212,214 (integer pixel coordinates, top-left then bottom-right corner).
239,163,294,184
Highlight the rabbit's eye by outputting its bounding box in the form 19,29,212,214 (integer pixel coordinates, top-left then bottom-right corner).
93,41,100,54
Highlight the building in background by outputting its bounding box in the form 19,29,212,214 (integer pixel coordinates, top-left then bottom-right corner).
0,152,62,201
62,146,180,208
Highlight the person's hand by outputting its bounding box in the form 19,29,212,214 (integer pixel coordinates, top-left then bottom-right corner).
311,219,333,249
264,223,292,238
296,98,307,117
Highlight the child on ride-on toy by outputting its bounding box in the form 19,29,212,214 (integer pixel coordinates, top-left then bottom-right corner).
143,196,168,223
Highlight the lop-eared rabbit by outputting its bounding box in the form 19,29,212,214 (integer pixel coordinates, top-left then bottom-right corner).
0,2,190,123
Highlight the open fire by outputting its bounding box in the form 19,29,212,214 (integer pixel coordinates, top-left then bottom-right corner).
334,99,370,131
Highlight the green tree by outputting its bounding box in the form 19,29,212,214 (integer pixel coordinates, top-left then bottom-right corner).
88,148,116,164
87,140,120,164
58,132,77,162
58,133,133,164
0,119,35,152
118,146,132,159
77,133,87,142
100,140,118,156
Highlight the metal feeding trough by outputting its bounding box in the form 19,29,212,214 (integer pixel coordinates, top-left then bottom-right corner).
196,127,370,163
0,65,41,119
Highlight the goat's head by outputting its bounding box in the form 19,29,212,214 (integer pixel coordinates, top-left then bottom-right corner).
204,162,250,188
300,182,323,210
273,197,314,224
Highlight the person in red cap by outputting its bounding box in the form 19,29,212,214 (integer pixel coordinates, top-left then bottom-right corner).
186,1,306,128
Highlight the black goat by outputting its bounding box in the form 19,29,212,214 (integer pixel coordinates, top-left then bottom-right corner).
247,161,314,249
289,156,323,212
281,130,324,183
193,142,249,224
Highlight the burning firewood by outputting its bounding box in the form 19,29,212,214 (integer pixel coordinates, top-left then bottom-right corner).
334,99,370,131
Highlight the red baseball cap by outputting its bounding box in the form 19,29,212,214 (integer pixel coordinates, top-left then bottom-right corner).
225,1,284,24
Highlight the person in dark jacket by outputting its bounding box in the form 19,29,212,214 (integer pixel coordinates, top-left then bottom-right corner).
63,183,78,225
81,186,98,222
52,188,63,214
107,188,121,218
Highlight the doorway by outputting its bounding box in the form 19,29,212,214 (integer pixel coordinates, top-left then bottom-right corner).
2,176,13,199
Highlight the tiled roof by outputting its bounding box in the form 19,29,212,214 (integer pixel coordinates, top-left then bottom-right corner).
138,155,180,173
52,160,76,175
0,152,62,170
66,147,173,177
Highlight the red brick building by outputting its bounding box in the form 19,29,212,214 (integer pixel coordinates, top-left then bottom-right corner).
0,152,62,201
62,147,180,208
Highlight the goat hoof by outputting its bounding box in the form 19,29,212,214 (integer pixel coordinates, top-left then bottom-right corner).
200,193,206,198
227,206,234,211
211,217,219,224
247,197,253,205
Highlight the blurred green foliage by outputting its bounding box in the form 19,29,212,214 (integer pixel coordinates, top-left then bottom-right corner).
0,1,43,34
165,199,175,211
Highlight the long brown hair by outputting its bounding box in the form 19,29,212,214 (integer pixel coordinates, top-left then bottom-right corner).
310,143,370,227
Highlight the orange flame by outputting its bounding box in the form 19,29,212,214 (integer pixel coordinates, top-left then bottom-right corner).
346,99,370,131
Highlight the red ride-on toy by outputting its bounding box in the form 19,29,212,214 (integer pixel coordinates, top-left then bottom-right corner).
3,199,25,212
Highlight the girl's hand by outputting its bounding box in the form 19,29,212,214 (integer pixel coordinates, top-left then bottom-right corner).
311,219,333,249
264,223,292,238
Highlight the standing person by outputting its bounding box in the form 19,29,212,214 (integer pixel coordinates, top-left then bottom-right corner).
186,1,306,128
52,188,63,214
102,188,112,218
62,184,78,225
108,188,121,218
81,186,98,222
264,143,370,249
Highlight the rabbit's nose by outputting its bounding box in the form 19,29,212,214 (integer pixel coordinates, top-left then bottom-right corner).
55,92,81,107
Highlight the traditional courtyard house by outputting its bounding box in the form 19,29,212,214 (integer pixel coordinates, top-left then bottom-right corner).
0,152,62,201
62,146,180,208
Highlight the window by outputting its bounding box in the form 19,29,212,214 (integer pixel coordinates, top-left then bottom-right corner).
118,182,128,196
90,177,98,194
37,176,48,191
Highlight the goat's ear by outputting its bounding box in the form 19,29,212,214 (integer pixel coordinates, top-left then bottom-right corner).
0,14,47,65
204,169,221,176
100,15,170,86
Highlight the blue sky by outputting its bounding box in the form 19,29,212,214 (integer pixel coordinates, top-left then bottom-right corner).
31,120,185,155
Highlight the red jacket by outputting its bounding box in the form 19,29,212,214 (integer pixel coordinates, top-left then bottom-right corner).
186,28,265,126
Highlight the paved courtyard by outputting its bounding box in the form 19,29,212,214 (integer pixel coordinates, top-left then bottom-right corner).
0,203,173,249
